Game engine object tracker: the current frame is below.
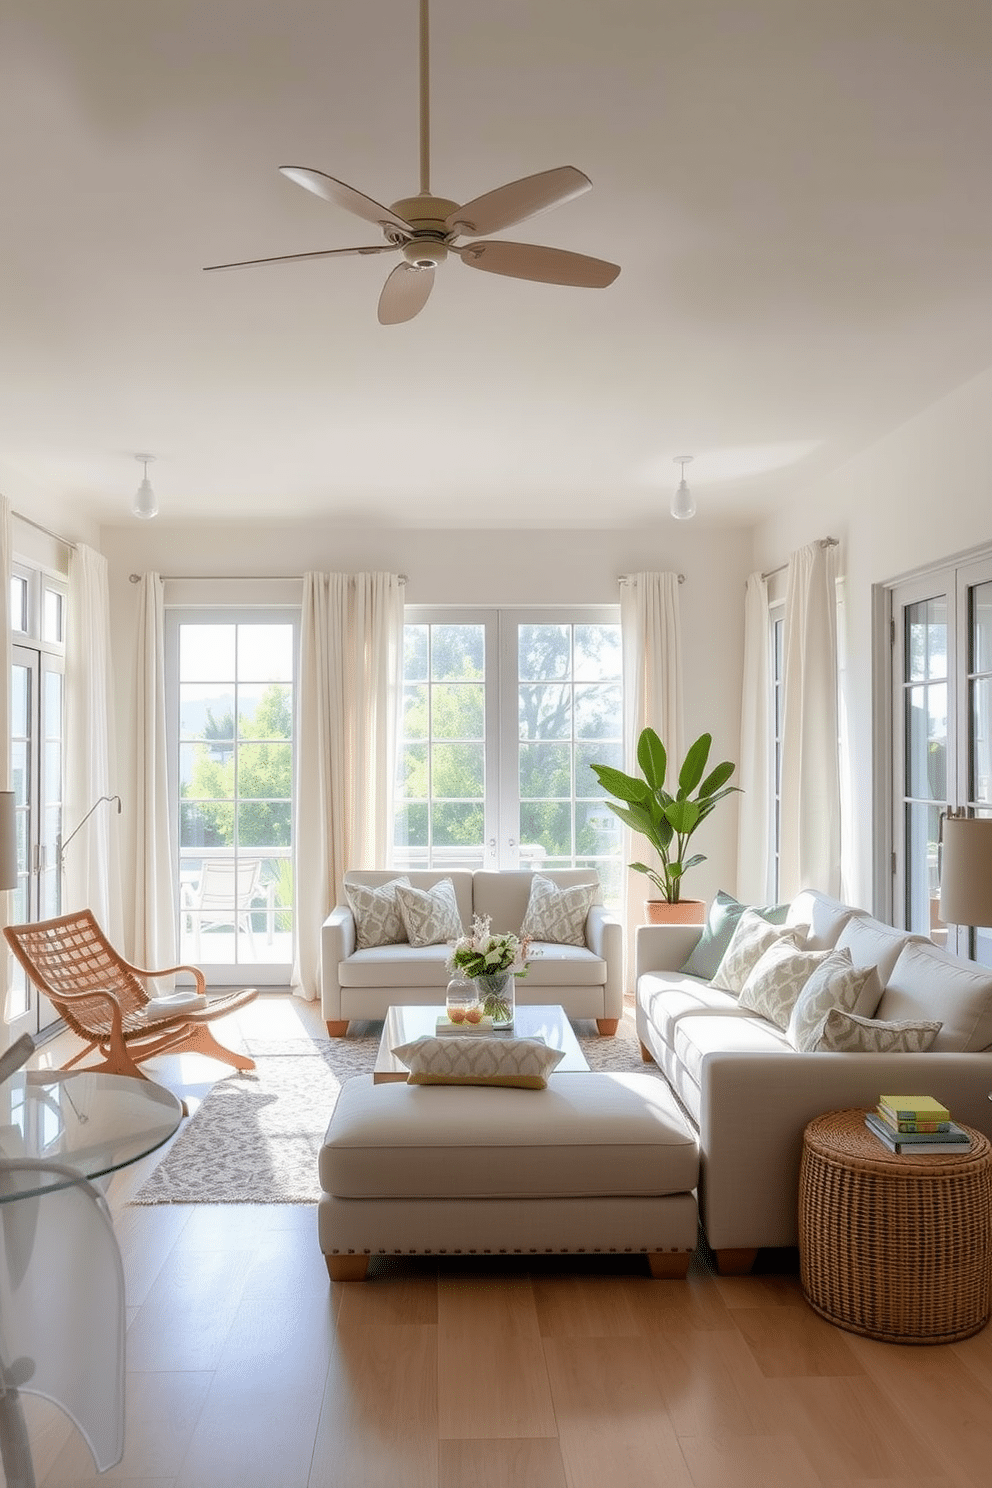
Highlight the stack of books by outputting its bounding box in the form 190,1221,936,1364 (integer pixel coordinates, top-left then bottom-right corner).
865,1094,972,1154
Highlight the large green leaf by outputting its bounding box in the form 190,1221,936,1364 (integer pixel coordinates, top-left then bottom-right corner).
677,732,711,795
694,785,740,821
698,759,736,798
637,728,667,790
590,763,650,805
664,798,701,835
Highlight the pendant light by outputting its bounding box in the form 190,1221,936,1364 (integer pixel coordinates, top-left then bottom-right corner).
671,455,695,521
133,454,158,519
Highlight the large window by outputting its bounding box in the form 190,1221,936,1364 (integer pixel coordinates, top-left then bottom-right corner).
394,609,624,907
167,612,297,983
9,562,66,1039
889,554,992,965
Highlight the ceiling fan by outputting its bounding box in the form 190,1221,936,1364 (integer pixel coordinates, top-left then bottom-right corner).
203,0,620,324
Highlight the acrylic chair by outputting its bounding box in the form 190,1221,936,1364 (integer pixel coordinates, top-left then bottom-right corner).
3,910,257,1083
0,1157,126,1487
180,857,275,958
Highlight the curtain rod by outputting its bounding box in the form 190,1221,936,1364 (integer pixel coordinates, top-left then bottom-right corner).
760,536,838,583
129,572,408,583
12,510,78,550
618,573,685,584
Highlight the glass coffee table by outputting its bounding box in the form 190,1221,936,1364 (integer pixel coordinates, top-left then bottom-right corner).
374,1003,590,1083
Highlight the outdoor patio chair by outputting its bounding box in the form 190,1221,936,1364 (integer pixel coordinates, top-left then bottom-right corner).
3,910,257,1083
180,857,275,957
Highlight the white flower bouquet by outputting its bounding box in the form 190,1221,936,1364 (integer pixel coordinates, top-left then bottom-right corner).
447,914,532,981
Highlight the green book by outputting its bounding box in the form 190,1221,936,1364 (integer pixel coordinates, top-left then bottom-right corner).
878,1094,951,1122
866,1112,970,1154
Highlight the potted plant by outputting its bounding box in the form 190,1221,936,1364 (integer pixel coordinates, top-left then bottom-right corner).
590,728,740,923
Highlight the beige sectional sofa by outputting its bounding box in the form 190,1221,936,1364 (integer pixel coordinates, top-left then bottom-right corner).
635,888,992,1274
322,868,623,1037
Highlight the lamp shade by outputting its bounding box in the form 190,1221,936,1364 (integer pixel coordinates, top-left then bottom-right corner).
938,815,992,928
0,791,16,891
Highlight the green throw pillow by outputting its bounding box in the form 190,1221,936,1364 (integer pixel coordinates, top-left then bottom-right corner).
679,890,789,981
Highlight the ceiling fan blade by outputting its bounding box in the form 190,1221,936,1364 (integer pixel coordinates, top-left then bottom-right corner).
377,263,435,324
204,244,398,272
446,166,591,237
279,167,412,233
457,240,620,288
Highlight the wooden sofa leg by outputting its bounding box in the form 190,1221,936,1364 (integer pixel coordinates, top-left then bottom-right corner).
639,1040,654,1063
325,1020,349,1038
714,1248,758,1276
647,1251,691,1279
596,1018,619,1036
326,1254,369,1282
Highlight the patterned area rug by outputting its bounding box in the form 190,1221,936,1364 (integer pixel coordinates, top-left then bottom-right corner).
130,1013,661,1205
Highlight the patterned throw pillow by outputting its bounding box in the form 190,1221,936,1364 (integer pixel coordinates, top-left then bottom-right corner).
711,909,803,994
737,942,831,1029
391,1035,566,1089
344,877,411,949
813,1008,943,1053
395,878,463,948
680,891,789,980
520,875,596,946
786,947,883,1052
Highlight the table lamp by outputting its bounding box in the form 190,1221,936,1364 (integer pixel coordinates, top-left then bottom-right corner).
938,813,992,934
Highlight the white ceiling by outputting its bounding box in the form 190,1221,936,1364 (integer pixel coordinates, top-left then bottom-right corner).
3,1,991,530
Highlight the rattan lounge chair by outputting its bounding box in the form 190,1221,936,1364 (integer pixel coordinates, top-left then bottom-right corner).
3,909,257,1082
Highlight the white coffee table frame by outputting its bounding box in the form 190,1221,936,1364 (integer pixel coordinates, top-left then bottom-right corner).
374,1003,589,1083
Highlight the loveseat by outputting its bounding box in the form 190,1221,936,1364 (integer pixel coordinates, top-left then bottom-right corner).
635,888,992,1274
322,869,623,1037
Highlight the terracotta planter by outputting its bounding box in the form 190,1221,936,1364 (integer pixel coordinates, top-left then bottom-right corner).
645,899,707,925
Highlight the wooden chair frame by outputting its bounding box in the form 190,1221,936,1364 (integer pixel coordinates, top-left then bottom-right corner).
3,910,258,1083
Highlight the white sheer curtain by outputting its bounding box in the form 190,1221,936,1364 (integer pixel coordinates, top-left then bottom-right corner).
779,540,842,899
737,573,774,904
619,572,684,953
128,575,176,968
293,572,404,1002
64,545,122,940
0,498,11,1052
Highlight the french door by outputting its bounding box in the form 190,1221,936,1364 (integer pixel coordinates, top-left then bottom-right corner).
890,555,992,964
394,608,624,908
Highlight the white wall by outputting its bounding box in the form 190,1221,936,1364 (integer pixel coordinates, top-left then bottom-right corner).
753,362,992,911
99,517,755,908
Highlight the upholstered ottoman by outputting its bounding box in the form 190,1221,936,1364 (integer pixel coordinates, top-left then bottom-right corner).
318,1071,699,1280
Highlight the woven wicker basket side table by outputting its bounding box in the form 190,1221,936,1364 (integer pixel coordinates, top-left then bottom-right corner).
799,1108,992,1345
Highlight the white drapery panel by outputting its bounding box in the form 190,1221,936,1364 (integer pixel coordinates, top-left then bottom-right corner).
0,498,11,1052
128,575,177,969
64,546,123,941
737,572,773,905
779,540,842,899
619,572,684,955
293,572,404,1002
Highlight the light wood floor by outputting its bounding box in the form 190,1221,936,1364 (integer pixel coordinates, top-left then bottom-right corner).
23,995,992,1488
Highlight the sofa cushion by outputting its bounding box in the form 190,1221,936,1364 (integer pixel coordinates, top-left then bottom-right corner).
472,869,600,934
786,889,855,951
785,947,883,1051
392,1034,566,1089
711,909,804,994
813,1008,943,1054
679,890,788,980
339,944,453,988
834,912,916,987
395,877,463,947
874,940,992,1052
637,972,750,1047
737,941,831,1030
521,945,607,988
344,876,411,949
673,1012,792,1086
520,874,596,946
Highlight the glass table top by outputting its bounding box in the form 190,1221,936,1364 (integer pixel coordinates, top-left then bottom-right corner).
0,1071,184,1202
